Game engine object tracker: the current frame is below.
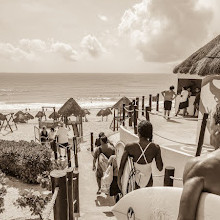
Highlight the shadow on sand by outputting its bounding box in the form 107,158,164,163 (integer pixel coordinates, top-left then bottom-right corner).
95,195,115,207
166,119,181,124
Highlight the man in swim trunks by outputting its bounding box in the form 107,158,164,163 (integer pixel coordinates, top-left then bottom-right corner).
178,148,220,220
161,86,176,119
117,120,163,190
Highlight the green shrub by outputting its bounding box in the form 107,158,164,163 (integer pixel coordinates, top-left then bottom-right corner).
0,140,52,183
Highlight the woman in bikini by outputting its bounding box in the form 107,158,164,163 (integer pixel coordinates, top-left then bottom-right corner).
118,120,163,190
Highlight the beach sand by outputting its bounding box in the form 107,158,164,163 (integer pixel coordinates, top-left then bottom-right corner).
0,108,119,220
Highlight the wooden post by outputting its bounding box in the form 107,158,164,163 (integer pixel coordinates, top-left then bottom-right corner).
129,102,132,127
73,137,78,168
164,166,175,187
142,96,145,116
50,170,69,220
90,132,94,152
156,93,159,112
113,109,116,131
145,106,150,121
67,146,71,168
134,105,137,135
73,171,80,218
149,94,152,112
136,97,139,118
122,104,125,126
195,113,209,157
80,116,83,142
116,110,119,131
66,167,74,220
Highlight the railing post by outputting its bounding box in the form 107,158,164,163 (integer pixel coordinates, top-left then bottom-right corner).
129,102,132,127
73,137,78,169
90,132,94,152
136,97,139,118
113,109,116,131
50,170,69,220
164,166,175,187
67,146,71,168
156,93,159,112
196,113,209,156
145,106,150,121
122,104,125,126
67,167,74,220
134,105,137,135
149,94,152,112
142,96,145,116
116,110,119,131
73,171,80,219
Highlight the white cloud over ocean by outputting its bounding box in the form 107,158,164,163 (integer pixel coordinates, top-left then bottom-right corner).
118,0,214,62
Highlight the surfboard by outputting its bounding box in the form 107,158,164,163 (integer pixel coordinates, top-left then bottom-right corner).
115,141,135,196
112,187,220,220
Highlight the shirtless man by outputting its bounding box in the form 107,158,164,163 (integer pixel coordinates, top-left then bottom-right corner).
178,149,220,220
118,120,163,190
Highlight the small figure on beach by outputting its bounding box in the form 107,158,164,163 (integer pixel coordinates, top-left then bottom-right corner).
48,127,57,159
93,135,115,194
177,147,220,220
40,126,48,145
161,86,176,119
56,122,68,159
175,87,189,117
193,87,200,117
118,120,163,190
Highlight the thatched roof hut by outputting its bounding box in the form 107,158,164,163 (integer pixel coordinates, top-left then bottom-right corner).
173,34,220,76
15,111,24,117
35,111,45,118
103,108,112,117
112,96,131,109
49,111,60,120
58,98,83,117
0,113,6,121
97,109,105,117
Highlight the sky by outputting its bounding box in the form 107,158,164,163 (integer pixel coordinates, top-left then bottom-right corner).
0,0,219,74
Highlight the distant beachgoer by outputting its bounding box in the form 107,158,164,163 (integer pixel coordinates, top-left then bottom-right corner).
193,88,201,117
56,122,69,158
161,86,176,119
93,135,115,194
108,155,121,202
40,126,48,145
118,120,163,190
175,87,189,117
48,127,57,159
95,132,114,148
177,148,220,220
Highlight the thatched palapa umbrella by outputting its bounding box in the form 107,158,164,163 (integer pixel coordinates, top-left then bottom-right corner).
112,96,131,110
173,34,220,76
83,109,91,115
14,113,26,123
35,111,45,118
103,108,112,121
0,113,6,121
97,109,105,121
15,111,24,117
24,112,34,120
58,98,83,117
49,111,60,120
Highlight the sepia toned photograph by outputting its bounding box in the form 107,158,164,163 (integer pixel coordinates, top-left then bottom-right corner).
0,0,220,219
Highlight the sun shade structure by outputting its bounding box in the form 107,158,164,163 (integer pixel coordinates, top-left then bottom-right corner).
35,111,45,118
0,113,6,121
24,113,34,120
15,111,24,117
112,96,131,109
173,34,220,76
58,98,83,117
48,111,60,120
96,109,105,117
103,108,112,117
83,109,91,115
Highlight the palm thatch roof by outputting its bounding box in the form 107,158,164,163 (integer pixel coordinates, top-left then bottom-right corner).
112,96,131,109
15,111,24,117
103,108,112,117
49,111,60,120
173,34,220,76
58,98,83,117
35,111,45,118
0,113,6,121
83,109,91,115
97,109,105,117
24,112,34,120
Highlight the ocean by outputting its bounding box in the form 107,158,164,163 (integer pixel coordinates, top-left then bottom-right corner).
0,73,176,111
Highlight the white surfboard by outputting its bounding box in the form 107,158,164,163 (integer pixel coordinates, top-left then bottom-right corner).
112,187,220,220
115,141,134,196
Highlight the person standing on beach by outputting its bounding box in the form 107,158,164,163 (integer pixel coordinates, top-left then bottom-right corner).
175,87,189,117
56,122,69,159
40,126,48,145
193,88,200,117
118,120,163,190
93,135,115,194
48,127,57,159
161,86,176,119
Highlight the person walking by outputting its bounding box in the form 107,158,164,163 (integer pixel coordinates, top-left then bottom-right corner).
48,127,57,159
175,87,189,117
118,120,163,191
40,126,48,145
161,86,176,119
193,87,201,117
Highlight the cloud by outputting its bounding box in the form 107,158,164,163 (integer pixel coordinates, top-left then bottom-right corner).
80,35,106,57
118,0,213,62
98,14,108,21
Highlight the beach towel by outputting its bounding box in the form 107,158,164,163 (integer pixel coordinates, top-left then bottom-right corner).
101,164,113,194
